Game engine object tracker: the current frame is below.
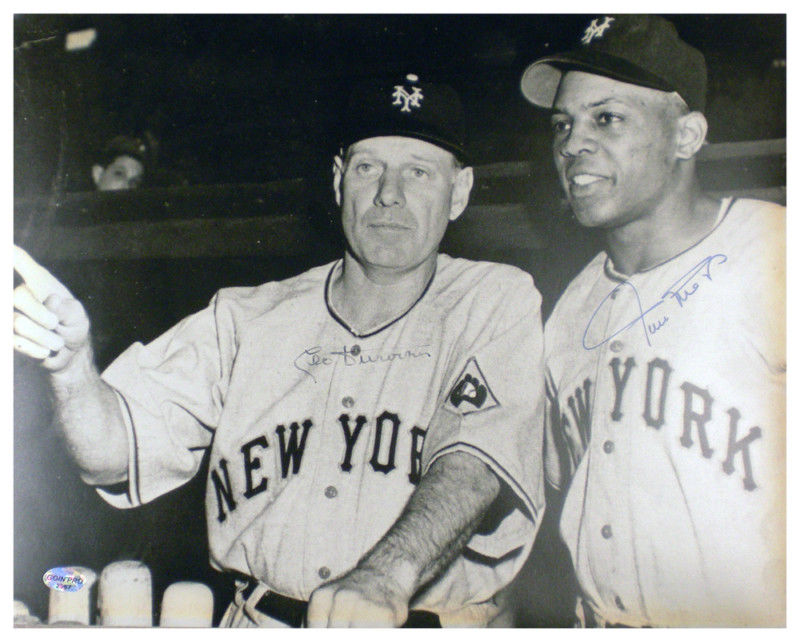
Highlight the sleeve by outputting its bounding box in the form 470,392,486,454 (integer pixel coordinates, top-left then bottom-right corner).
97,292,234,507
542,297,583,493
421,270,546,560
744,201,786,374
543,366,567,491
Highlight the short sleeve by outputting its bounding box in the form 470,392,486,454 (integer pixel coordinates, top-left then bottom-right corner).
739,201,785,373
421,271,546,559
543,367,568,491
97,293,233,507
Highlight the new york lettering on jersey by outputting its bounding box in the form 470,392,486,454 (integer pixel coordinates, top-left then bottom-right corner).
542,200,784,627
209,409,430,524
547,353,763,493
545,200,782,498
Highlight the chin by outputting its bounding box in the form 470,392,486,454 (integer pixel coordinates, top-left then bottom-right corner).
359,249,412,271
570,202,607,228
570,195,635,230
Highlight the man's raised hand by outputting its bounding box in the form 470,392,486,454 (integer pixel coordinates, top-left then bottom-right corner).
13,245,91,372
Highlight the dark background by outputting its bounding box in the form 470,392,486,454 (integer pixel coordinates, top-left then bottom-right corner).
13,14,786,626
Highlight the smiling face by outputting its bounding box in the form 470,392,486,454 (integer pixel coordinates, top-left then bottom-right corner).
333,136,472,279
551,71,684,229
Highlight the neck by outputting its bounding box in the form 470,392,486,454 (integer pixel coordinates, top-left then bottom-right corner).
330,253,438,334
605,178,721,275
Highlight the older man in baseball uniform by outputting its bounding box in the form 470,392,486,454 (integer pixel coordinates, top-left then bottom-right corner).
14,73,546,627
520,15,785,627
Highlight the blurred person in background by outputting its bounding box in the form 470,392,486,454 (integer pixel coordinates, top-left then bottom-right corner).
91,131,158,191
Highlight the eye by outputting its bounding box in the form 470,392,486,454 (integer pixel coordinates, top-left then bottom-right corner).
408,167,430,179
550,117,571,135
597,112,623,126
353,162,379,177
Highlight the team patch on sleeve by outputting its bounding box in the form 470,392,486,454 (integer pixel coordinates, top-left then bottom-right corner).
447,357,499,415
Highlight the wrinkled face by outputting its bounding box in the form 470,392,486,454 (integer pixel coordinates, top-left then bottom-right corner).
334,136,471,276
94,155,144,191
551,71,681,229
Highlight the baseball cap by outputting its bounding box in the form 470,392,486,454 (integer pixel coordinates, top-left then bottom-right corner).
520,15,707,112
339,73,469,163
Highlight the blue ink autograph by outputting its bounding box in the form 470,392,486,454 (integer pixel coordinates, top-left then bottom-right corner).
583,254,727,350
294,344,432,382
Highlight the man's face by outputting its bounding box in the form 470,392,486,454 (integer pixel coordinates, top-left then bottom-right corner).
334,136,472,276
550,71,681,229
93,154,144,191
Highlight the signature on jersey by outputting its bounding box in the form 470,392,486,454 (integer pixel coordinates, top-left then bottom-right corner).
294,344,433,382
583,254,728,350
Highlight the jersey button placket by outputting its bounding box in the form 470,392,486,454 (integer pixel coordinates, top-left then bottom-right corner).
593,281,631,619
604,279,625,355
593,285,620,557
304,335,349,590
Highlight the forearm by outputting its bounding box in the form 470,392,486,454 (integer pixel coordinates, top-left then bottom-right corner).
357,450,501,599
48,344,129,486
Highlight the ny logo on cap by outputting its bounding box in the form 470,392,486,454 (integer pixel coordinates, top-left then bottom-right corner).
392,74,424,112
581,16,615,44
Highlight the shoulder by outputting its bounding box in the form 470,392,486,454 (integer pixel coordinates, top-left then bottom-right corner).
711,198,785,267
726,197,785,218
545,251,607,329
212,261,335,317
713,198,786,368
429,254,543,330
720,197,785,242
435,254,540,300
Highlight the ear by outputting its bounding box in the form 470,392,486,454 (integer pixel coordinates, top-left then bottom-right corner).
91,164,104,187
332,154,344,207
448,166,474,222
674,112,708,160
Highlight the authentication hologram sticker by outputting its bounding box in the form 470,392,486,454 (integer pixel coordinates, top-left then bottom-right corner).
43,567,86,592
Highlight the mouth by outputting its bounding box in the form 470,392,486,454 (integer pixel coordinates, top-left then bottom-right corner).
367,221,412,232
566,172,611,197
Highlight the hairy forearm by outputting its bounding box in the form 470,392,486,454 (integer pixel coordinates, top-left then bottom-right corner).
357,451,501,599
48,345,129,485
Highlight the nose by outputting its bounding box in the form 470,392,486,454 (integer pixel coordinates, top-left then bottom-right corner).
374,169,405,208
557,119,598,158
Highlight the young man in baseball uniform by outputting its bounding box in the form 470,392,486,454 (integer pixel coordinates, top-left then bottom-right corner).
520,15,785,627
14,74,546,627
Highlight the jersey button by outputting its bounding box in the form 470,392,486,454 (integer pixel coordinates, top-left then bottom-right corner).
603,440,615,454
350,344,361,356
601,525,613,539
324,485,338,499
341,396,355,408
614,595,626,610
610,289,619,300
318,566,331,580
609,340,623,353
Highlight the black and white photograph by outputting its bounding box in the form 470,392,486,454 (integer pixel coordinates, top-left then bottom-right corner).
12,11,787,628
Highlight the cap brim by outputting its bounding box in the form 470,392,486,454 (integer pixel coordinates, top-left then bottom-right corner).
521,49,675,108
